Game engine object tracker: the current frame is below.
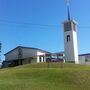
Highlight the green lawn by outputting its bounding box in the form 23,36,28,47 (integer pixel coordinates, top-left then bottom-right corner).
0,63,90,90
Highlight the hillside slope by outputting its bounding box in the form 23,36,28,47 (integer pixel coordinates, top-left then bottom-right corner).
0,63,90,90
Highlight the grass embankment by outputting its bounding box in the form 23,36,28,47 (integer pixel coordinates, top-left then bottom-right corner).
0,63,90,90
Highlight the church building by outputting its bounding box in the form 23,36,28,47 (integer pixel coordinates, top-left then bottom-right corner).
2,0,81,67
2,46,64,67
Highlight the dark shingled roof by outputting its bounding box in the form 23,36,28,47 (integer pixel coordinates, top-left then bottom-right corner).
79,53,90,56
4,46,50,55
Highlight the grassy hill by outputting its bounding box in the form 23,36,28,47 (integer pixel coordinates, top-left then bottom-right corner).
0,63,90,90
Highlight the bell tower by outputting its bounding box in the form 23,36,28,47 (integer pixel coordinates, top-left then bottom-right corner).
63,0,79,64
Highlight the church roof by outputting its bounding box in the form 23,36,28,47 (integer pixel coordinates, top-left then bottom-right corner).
4,46,50,55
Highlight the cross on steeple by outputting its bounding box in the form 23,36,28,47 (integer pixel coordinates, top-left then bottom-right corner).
66,0,70,20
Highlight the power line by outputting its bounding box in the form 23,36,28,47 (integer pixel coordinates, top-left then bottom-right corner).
0,19,59,27
0,19,90,29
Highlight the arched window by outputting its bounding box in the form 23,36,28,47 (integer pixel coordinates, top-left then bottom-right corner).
67,35,70,42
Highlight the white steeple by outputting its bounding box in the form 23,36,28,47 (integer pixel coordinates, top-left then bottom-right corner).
63,0,79,64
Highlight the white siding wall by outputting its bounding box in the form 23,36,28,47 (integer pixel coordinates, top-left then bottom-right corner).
72,31,79,64
79,56,85,64
37,51,46,63
79,55,90,65
22,48,37,58
64,31,79,64
5,49,19,61
5,48,38,61
5,47,47,63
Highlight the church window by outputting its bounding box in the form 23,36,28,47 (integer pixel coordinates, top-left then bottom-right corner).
67,35,70,42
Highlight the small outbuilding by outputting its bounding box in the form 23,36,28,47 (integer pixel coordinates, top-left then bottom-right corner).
79,53,90,65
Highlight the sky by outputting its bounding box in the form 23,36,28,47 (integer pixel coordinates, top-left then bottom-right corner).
0,0,90,61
